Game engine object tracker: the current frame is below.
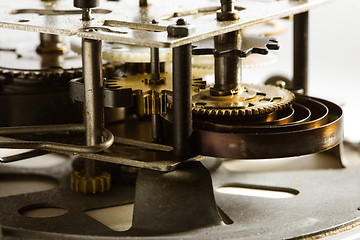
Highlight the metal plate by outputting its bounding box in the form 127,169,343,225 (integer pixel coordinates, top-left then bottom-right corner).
0,0,332,47
2,156,360,239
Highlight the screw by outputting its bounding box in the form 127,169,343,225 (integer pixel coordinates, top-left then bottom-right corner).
167,18,194,37
176,18,186,25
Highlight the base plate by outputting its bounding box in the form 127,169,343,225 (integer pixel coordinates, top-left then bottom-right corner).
0,151,360,239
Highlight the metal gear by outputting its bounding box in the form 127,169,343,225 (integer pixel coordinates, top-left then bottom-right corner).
71,171,111,194
192,84,295,117
0,39,82,76
104,73,172,117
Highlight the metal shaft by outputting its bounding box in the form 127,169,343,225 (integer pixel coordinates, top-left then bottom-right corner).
213,31,241,95
293,11,309,94
151,114,160,142
139,0,148,7
82,8,91,21
220,0,234,13
82,38,103,176
172,44,192,159
38,33,65,52
150,47,160,142
150,47,160,80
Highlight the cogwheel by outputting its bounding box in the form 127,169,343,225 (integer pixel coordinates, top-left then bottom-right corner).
192,84,294,117
104,72,172,117
71,38,172,63
71,171,111,194
0,31,82,78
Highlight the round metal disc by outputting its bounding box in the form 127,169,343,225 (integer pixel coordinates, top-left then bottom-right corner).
193,95,343,159
192,84,295,117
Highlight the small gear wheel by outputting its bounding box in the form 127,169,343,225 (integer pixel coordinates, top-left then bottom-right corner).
71,171,111,194
105,73,172,117
192,84,294,117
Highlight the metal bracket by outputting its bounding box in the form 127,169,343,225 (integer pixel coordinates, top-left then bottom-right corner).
70,78,133,108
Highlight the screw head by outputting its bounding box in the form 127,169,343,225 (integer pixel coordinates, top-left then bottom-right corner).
176,18,187,25
167,19,195,37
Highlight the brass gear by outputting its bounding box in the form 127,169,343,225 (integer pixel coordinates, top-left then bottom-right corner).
192,84,294,117
71,171,111,194
104,73,172,117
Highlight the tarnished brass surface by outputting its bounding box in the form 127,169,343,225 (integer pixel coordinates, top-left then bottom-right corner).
193,95,343,159
192,84,295,117
71,171,111,194
105,74,172,116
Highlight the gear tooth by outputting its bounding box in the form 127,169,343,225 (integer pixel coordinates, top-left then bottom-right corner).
71,171,112,194
192,84,294,119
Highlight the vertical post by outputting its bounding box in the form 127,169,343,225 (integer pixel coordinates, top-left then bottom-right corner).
212,31,241,95
150,47,160,142
172,44,192,159
293,11,309,94
73,0,99,21
82,38,103,176
150,47,160,81
139,0,148,7
81,8,91,21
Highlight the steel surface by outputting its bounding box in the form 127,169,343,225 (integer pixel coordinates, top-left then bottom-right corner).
0,0,331,47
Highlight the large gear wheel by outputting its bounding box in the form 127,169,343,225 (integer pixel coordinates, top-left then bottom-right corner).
0,36,82,77
0,30,84,126
192,84,295,117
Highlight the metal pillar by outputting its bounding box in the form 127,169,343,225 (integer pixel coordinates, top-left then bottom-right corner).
150,47,160,81
212,31,241,95
150,47,161,142
139,0,148,7
293,11,309,94
172,44,192,159
82,38,103,176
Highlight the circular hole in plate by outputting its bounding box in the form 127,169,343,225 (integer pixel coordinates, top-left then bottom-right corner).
18,19,30,23
19,204,68,218
0,174,58,197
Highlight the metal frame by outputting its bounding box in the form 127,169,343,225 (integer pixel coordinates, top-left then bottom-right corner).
0,0,331,47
